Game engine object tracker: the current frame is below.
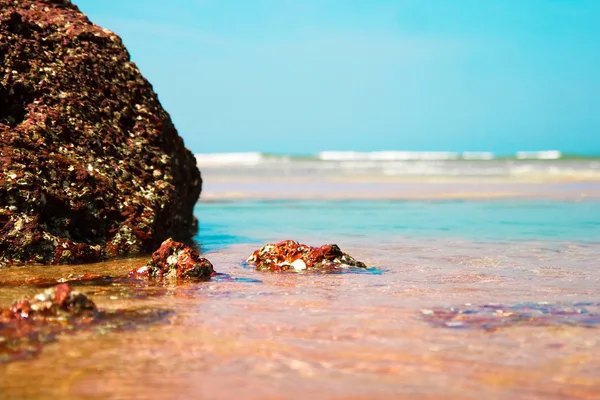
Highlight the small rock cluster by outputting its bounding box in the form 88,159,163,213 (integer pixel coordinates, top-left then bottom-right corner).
130,238,214,280
0,282,170,363
2,282,96,321
246,239,368,272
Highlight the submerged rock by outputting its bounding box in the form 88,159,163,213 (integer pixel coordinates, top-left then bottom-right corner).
2,282,96,321
0,0,201,265
130,238,214,280
246,240,368,272
0,283,170,363
421,302,600,330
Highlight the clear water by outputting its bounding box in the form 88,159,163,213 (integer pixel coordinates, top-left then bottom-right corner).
195,199,600,252
3,199,600,399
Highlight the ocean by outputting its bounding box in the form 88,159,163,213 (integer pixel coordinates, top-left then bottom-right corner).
195,199,600,252
2,157,600,399
196,151,600,181
184,161,600,398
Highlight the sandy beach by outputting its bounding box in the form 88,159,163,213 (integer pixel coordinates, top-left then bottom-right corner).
197,158,600,200
2,238,600,399
2,157,600,399
3,0,600,398
201,177,600,200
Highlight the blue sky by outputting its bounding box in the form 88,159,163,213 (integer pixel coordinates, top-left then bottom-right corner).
76,0,600,155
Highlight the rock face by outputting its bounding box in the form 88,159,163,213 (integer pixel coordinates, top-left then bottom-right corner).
129,238,214,280
247,240,368,272
0,0,201,264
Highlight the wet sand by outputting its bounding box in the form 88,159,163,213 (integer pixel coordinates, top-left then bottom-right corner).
1,238,599,399
199,159,600,200
201,178,600,200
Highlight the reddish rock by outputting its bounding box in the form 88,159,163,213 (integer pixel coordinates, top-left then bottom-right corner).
1,283,96,321
0,283,170,363
0,0,201,265
130,238,214,280
246,240,368,272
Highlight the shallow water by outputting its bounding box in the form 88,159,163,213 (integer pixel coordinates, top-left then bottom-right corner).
196,199,600,251
1,199,600,399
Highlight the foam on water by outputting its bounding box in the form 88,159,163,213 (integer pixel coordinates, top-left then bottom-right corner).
195,152,600,179
195,152,265,166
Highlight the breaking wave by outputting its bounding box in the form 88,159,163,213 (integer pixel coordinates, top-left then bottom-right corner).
194,151,600,178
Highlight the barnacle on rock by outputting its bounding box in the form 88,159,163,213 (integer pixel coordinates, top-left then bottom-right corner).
130,238,215,280
0,0,201,265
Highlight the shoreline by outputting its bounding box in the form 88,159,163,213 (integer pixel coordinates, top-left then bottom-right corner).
200,178,600,201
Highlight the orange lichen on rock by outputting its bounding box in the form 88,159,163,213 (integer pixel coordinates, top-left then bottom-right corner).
246,239,367,272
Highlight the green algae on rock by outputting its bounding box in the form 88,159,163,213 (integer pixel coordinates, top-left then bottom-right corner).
129,238,215,280
0,0,201,265
246,240,368,272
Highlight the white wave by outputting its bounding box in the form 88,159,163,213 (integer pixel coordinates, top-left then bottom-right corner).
318,151,460,161
509,165,536,176
195,152,264,166
462,152,494,160
516,150,562,160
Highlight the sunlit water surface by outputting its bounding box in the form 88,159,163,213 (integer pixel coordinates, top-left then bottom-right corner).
1,199,600,399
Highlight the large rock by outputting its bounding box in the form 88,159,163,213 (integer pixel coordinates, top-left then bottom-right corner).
0,0,201,264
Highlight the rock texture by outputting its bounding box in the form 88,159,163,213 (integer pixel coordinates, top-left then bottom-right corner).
247,240,368,272
129,238,214,280
3,283,97,321
0,0,201,264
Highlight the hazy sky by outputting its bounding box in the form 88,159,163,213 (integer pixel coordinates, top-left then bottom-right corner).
76,0,600,155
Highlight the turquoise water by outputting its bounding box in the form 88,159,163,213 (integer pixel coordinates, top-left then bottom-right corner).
194,199,600,252
3,199,599,399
